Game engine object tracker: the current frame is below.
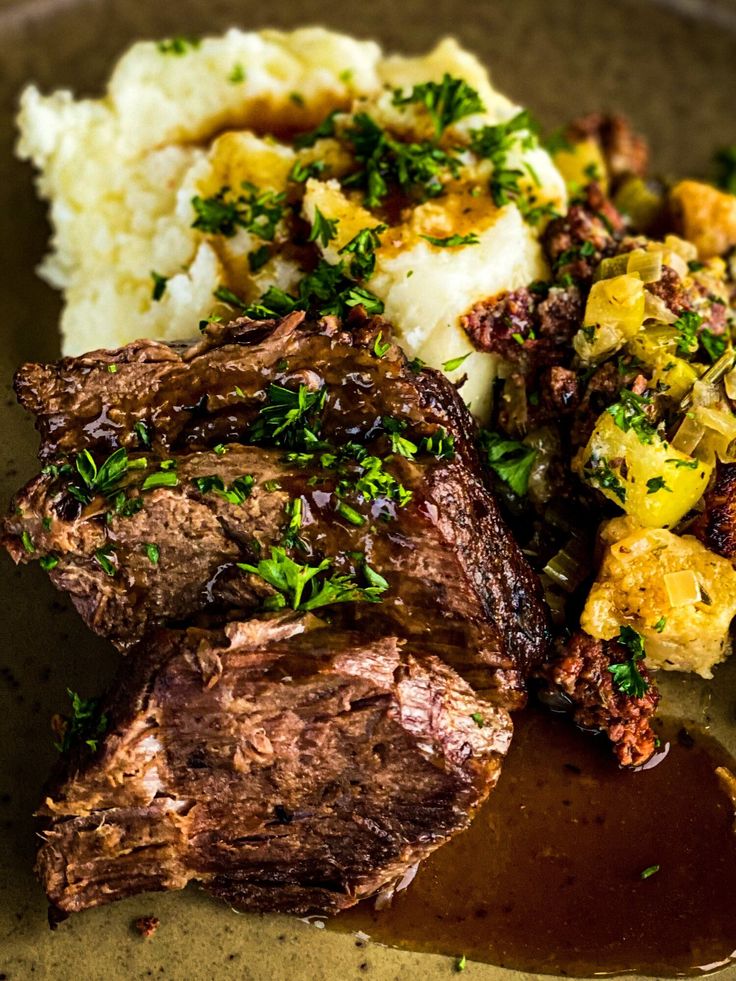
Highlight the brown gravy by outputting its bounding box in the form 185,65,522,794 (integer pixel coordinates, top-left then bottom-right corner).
332,710,736,976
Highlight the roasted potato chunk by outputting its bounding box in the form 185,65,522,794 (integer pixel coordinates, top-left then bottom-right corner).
670,180,736,259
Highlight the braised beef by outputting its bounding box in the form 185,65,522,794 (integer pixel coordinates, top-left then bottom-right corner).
36,615,512,916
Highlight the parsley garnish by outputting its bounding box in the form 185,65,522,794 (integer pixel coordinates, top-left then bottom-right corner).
455,955,468,973
192,474,255,505
646,476,671,495
54,689,108,754
342,112,462,207
282,497,304,549
288,159,327,183
584,457,627,503
383,417,419,459
150,271,168,301
480,431,537,496
55,447,145,506
192,182,285,240
289,91,305,107
308,206,339,247
442,353,470,372
157,36,200,56
608,626,649,697
40,554,59,571
94,545,117,577
653,616,667,633
640,864,661,880
21,530,34,554
421,427,456,460
336,501,366,526
666,457,699,469
134,421,151,448
673,311,703,355
470,111,543,217
248,245,271,273
391,74,484,136
141,471,178,491
700,328,728,363
606,390,657,444
228,63,246,84
373,331,391,358
338,224,386,280
470,713,484,728
238,547,388,611
249,383,326,449
242,259,385,320
145,543,160,565
293,111,338,150
421,232,479,247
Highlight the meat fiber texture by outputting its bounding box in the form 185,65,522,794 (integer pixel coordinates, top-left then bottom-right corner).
3,311,549,701
37,615,512,917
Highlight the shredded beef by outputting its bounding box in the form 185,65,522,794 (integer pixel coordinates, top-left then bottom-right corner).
691,462,736,558
542,183,625,283
540,366,580,415
539,632,660,767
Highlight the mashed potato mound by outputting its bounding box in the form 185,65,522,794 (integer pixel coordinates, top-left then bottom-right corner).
581,517,736,678
17,27,566,416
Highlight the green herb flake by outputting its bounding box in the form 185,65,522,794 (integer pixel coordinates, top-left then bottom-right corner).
584,457,627,504
192,182,286,240
289,91,305,107
673,310,703,355
248,244,271,273
653,616,667,633
249,383,327,450
470,712,484,728
391,73,484,136
383,416,418,460
54,689,108,754
455,955,468,973
646,475,671,495
608,626,649,698
141,471,179,491
237,546,388,611
228,63,246,84
308,206,339,247
107,364,118,374
21,530,34,554
700,328,728,363
442,353,470,372
145,543,160,565
338,224,386,280
213,443,227,456
373,331,391,359
480,431,537,497
293,111,338,150
713,146,736,195
640,864,661,880
289,159,327,183
421,232,480,247
336,501,366,526
157,36,200,56
39,554,59,571
94,546,117,577
192,474,255,505
606,390,657,445
150,271,168,301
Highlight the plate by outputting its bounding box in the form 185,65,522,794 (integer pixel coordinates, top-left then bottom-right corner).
1,1,735,978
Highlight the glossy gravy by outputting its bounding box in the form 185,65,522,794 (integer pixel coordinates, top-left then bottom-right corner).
333,710,736,976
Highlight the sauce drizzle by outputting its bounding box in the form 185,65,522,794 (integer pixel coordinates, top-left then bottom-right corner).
333,710,736,977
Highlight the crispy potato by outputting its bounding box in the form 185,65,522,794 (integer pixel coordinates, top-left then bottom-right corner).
582,516,736,677
670,180,736,259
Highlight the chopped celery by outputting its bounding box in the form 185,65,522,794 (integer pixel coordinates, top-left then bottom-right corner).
627,249,663,283
614,177,664,232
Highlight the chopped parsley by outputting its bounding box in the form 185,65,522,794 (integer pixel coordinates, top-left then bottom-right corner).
455,955,468,973
49,447,146,506
150,271,168,301
293,110,338,150
391,73,484,136
373,331,391,358
21,530,34,554
421,427,456,460
241,259,385,320
338,224,386,280
469,111,548,221
282,497,304,549
342,112,462,208
640,864,661,880
442,353,470,372
157,36,200,56
192,474,255,505
249,383,326,449
213,443,227,456
289,91,305,107
145,543,160,565
480,431,537,497
308,206,339,247
666,457,699,469
470,713,484,728
673,311,703,355
134,421,151,448
39,554,59,571
584,457,627,504
237,546,388,611
94,545,117,577
288,159,327,183
192,182,286,240
653,616,667,633
336,501,366,526
141,470,179,491
606,390,657,444
383,417,419,459
646,475,671,495
608,626,649,698
54,689,108,754
248,244,271,273
228,63,246,84
700,328,728,363
421,232,479,247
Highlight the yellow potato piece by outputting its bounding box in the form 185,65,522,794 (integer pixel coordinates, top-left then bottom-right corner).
582,517,736,677
670,180,736,259
553,138,608,194
575,412,711,528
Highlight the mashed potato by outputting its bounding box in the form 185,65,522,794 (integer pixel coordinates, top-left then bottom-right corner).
17,27,566,418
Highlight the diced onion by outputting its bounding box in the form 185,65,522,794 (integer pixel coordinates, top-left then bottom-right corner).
724,367,736,401
671,414,706,456
627,249,663,283
542,539,590,594
664,234,698,264
664,570,701,607
643,291,678,324
573,322,624,363
596,255,629,281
